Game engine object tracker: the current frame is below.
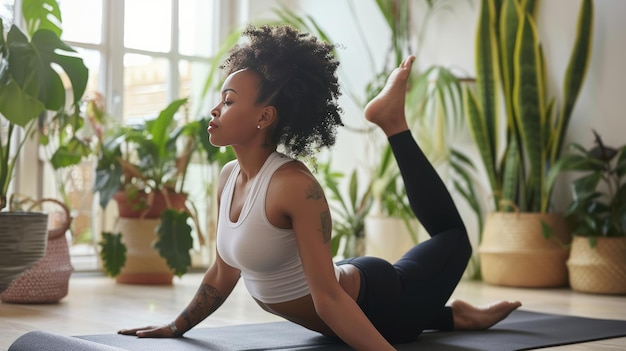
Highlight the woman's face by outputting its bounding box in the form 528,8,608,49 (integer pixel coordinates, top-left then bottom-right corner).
207,69,267,147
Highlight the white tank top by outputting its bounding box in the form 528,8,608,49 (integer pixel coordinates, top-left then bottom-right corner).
217,152,340,304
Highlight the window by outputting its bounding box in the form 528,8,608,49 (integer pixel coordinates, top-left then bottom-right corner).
59,0,216,123
50,0,220,270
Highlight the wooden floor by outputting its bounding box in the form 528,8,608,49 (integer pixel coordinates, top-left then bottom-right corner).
1,272,625,350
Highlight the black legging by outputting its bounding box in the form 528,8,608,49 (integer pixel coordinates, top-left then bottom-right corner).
338,130,472,344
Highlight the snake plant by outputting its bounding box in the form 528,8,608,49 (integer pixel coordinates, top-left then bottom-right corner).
464,0,594,213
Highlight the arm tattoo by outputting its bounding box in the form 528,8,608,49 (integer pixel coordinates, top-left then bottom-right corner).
304,181,332,242
179,283,224,331
305,181,324,200
321,210,332,243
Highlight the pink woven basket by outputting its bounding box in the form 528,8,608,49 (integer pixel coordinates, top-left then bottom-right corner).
0,198,74,304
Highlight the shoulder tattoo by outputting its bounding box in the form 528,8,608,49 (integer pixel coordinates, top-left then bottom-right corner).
305,181,325,200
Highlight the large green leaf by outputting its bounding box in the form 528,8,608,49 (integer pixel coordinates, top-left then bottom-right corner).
99,232,127,277
464,87,500,208
513,14,544,211
551,0,594,162
499,0,521,129
154,209,194,277
149,97,188,158
5,25,88,119
22,0,63,37
0,78,45,126
476,0,500,163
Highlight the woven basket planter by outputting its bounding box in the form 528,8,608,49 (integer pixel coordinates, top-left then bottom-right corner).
0,212,49,293
114,218,174,285
479,212,571,288
1,199,74,303
567,236,626,295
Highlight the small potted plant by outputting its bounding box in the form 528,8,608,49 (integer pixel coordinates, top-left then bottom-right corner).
95,97,206,284
550,130,626,294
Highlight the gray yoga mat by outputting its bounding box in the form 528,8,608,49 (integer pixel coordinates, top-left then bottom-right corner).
9,310,626,351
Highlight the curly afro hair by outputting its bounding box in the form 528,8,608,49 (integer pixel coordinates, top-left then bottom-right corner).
220,25,343,158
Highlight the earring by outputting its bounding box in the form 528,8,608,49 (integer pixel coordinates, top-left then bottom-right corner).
257,125,261,129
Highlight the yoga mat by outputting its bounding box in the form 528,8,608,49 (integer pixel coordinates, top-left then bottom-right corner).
9,310,626,351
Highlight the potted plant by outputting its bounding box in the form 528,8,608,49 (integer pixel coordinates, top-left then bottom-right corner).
464,0,594,287
0,0,88,292
95,97,206,284
549,131,626,294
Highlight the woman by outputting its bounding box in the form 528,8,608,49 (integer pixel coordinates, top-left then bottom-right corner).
119,25,521,350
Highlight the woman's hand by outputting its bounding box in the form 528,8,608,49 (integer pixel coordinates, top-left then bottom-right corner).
117,324,176,338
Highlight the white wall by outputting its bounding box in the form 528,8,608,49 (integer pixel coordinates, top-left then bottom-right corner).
231,0,625,243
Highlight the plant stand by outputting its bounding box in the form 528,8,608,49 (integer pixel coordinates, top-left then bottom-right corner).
114,218,174,285
567,236,626,295
479,212,571,288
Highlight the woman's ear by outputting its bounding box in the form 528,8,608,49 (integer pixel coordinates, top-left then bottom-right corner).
257,105,278,130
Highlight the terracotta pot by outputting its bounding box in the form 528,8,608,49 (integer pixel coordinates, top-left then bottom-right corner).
479,212,571,288
567,236,626,295
113,218,174,285
114,190,187,219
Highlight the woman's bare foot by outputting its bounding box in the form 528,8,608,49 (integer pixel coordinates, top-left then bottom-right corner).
364,55,415,137
451,299,522,331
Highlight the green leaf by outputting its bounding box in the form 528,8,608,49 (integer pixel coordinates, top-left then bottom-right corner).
11,29,88,110
513,13,544,212
99,232,126,277
572,172,602,200
501,136,520,211
476,0,500,160
499,0,521,128
50,137,91,169
464,87,499,208
150,97,188,157
154,209,194,277
553,0,594,160
0,78,45,126
22,0,63,37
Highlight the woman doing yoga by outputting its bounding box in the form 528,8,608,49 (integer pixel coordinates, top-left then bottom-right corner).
119,25,521,350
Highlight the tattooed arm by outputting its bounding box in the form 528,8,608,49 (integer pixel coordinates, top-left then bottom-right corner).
167,254,241,336
116,248,241,338
118,161,241,338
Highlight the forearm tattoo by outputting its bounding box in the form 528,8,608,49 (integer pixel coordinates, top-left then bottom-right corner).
179,283,224,331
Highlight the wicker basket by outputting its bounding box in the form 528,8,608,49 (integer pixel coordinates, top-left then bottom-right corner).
0,199,73,304
568,236,626,295
0,212,49,293
479,212,571,288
